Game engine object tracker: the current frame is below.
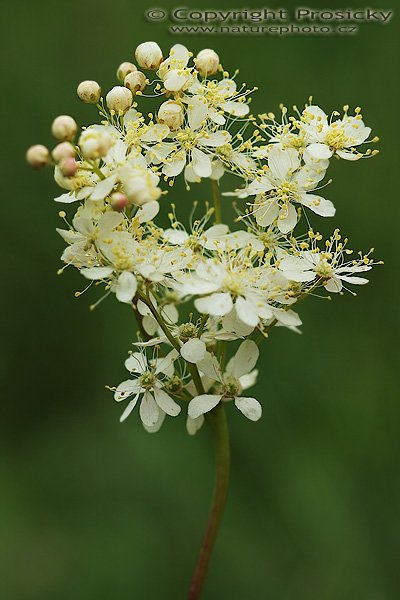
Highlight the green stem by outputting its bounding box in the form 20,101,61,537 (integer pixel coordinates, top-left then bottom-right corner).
137,291,205,395
211,180,222,224
188,403,230,600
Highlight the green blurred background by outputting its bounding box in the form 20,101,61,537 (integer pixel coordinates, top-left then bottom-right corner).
1,0,399,598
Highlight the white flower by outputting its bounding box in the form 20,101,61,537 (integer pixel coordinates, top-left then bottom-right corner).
147,127,232,181
157,44,195,92
188,340,261,422
231,146,334,233
299,105,372,161
184,78,250,128
114,349,180,431
278,232,373,293
173,248,291,329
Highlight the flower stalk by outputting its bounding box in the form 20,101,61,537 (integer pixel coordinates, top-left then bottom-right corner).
188,402,230,600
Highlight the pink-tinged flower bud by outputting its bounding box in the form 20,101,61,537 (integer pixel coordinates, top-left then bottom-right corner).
158,101,183,130
51,115,78,141
59,157,78,177
26,144,50,169
135,41,163,70
106,86,133,113
124,71,147,94
117,62,137,83
195,49,220,76
110,192,129,211
52,142,76,162
77,80,101,104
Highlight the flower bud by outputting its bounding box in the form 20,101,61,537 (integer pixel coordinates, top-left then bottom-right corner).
124,71,147,94
52,142,76,162
79,127,115,159
106,86,133,113
135,41,163,70
59,157,78,177
117,62,137,83
51,115,78,141
110,191,129,211
196,49,220,76
77,80,101,104
158,101,183,130
26,144,50,169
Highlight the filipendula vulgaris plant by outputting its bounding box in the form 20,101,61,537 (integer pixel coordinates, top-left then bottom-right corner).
27,41,382,599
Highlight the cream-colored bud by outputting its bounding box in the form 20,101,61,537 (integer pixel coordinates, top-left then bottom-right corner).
26,144,50,169
77,80,101,104
51,115,78,141
110,192,129,211
59,157,78,177
196,49,220,76
106,86,133,112
52,142,76,162
117,62,137,83
78,127,115,159
124,71,147,94
135,41,163,70
158,101,183,130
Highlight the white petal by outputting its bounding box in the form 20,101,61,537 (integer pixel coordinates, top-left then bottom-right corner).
336,149,362,161
324,277,343,293
300,194,335,217
221,101,249,117
268,147,300,181
155,349,178,376
139,391,160,427
277,203,297,234
191,148,212,178
54,192,78,204
186,415,204,435
239,370,258,390
234,297,259,328
339,275,369,285
90,175,117,201
137,201,159,223
231,339,259,378
199,131,231,147
188,394,222,419
210,159,225,180
234,396,262,421
187,96,208,130
114,380,141,401
307,143,333,160
162,152,186,177
195,292,233,317
115,272,137,303
119,395,140,422
125,352,147,373
142,409,166,433
181,338,207,363
209,108,226,125
80,266,113,280
153,387,181,416
197,352,222,382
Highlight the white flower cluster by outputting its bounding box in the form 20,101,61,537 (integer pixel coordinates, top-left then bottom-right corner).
27,41,381,435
